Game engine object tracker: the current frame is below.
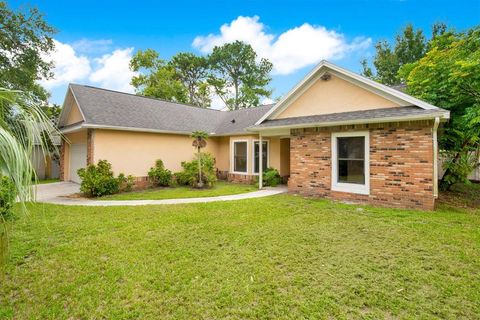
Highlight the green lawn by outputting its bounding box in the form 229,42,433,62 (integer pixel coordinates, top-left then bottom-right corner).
1,196,479,319
100,181,257,200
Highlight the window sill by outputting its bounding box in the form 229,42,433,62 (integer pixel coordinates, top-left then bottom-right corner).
331,182,369,195
230,171,249,175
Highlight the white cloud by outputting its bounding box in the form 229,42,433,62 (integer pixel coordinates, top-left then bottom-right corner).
193,16,371,75
261,97,274,105
89,48,137,93
39,39,91,89
39,39,136,94
71,39,113,53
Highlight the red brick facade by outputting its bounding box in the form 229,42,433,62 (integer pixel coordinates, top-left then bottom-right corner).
59,140,66,181
289,121,435,210
87,129,94,165
227,172,256,184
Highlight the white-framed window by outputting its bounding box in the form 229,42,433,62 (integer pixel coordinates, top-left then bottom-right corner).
232,140,248,173
253,140,269,174
331,131,370,195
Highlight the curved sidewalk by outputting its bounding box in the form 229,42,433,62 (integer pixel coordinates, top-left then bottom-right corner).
36,182,287,206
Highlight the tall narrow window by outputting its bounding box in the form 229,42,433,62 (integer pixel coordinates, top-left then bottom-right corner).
233,141,247,173
337,137,365,184
332,132,369,195
254,141,268,173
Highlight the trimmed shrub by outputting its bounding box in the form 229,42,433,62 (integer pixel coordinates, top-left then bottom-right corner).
77,160,125,197
258,167,282,187
148,159,173,187
0,175,16,220
118,173,135,192
175,153,217,188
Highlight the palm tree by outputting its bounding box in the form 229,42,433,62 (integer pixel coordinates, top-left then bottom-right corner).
0,87,60,265
191,130,208,188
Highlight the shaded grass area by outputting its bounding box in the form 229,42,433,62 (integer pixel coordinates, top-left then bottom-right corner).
100,181,257,200
437,182,480,210
1,196,479,319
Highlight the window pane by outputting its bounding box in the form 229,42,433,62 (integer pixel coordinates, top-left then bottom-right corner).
234,142,247,172
338,160,365,184
338,137,364,159
254,141,268,173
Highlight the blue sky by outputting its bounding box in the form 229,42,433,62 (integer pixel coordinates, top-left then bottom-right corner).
10,0,480,107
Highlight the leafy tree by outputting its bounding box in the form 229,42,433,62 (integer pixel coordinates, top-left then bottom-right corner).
169,53,210,107
41,103,62,123
0,2,55,103
130,49,188,103
208,41,273,110
399,26,480,190
191,131,208,188
361,24,426,85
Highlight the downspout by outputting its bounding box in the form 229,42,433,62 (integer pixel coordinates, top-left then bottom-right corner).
433,117,440,198
259,134,263,189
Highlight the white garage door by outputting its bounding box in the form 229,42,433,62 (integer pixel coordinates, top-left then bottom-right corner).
70,144,87,183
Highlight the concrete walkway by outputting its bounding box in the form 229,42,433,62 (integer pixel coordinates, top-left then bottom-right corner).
35,182,287,206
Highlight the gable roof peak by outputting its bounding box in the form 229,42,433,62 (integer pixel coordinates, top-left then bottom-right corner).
255,60,441,125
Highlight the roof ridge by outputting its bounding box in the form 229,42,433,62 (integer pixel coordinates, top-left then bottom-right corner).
70,83,223,112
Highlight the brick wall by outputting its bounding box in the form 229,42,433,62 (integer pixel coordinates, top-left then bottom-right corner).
289,121,435,210
87,129,94,165
227,173,256,184
59,140,66,180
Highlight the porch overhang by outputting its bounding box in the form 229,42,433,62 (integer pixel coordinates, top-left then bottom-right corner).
247,106,450,133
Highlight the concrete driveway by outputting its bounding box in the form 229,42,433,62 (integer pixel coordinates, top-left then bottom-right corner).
35,181,80,202
35,181,287,206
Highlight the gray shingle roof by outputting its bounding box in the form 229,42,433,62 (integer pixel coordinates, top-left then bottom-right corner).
67,84,274,135
65,84,447,135
251,106,448,129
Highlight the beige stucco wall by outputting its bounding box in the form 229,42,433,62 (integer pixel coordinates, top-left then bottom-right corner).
213,136,230,172
93,129,221,176
275,75,401,119
63,130,88,181
65,101,84,125
63,129,289,180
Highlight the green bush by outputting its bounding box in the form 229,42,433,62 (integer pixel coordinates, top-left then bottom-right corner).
148,159,173,187
77,160,125,197
258,167,282,187
0,175,16,220
118,173,135,192
175,153,217,188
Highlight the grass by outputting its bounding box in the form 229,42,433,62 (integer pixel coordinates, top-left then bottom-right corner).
34,178,60,185
100,181,257,200
1,195,479,319
437,182,480,209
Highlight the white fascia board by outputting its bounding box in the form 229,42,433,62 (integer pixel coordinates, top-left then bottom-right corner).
248,112,449,133
256,60,442,125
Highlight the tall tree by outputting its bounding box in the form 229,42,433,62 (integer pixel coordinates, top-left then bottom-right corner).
130,49,188,103
399,26,480,190
41,103,62,123
208,41,273,110
361,24,426,85
169,53,210,107
0,2,55,103
191,131,208,188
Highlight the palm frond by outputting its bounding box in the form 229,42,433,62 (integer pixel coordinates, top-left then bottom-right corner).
0,87,62,205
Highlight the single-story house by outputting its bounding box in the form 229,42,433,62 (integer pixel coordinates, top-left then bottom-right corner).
58,60,450,210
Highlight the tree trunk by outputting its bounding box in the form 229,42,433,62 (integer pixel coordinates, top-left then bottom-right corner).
197,146,203,188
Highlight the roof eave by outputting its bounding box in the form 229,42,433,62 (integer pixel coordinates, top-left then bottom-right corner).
248,111,450,133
